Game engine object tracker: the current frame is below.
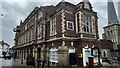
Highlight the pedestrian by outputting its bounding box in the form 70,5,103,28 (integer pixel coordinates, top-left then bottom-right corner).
37,59,40,68
21,55,23,64
47,57,50,67
32,56,35,67
14,51,17,61
42,60,45,68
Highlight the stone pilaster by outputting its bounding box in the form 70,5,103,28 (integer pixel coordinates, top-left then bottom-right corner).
58,46,69,66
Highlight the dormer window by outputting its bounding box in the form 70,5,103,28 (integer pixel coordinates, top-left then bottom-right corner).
80,4,83,9
84,2,90,10
38,12,43,19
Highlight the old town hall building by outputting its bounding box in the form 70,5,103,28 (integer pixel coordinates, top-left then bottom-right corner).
13,0,99,66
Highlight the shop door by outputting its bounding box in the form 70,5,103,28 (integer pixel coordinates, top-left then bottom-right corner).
69,53,77,65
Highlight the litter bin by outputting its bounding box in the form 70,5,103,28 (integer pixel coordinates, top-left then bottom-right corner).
88,56,94,68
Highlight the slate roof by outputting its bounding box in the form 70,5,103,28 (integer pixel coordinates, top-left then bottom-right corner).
100,39,113,49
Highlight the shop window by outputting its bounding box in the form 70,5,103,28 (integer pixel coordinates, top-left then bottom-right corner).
49,47,58,64
103,50,107,57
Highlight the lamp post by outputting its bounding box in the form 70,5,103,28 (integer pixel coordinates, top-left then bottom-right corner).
1,40,5,57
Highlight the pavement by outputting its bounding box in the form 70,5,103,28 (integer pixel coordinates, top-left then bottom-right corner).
1,58,120,68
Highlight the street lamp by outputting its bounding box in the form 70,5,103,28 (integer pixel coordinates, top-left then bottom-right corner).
1,40,6,57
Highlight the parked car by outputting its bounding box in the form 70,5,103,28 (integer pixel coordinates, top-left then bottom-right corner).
0,55,3,58
3,53,12,59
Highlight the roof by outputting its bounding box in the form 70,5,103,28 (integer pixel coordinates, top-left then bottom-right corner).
55,1,76,12
103,23,120,28
100,39,113,49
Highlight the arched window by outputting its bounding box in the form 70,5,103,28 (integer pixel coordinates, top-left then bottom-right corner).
84,44,88,48
112,38,115,43
92,44,94,48
103,50,107,57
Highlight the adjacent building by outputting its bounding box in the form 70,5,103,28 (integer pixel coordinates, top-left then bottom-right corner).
99,39,113,63
0,41,10,57
0,44,2,57
102,0,120,61
118,1,120,23
13,0,100,66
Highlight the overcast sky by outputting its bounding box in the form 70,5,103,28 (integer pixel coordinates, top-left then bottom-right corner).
0,0,119,47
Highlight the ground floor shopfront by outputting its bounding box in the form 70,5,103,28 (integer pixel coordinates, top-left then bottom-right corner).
13,39,100,66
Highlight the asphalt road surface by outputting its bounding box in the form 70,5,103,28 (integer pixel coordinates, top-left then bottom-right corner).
0,58,120,68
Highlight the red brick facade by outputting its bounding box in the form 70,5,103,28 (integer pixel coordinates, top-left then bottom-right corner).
14,0,100,66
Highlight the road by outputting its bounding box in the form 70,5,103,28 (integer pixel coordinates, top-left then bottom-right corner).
0,58,30,68
0,58,120,68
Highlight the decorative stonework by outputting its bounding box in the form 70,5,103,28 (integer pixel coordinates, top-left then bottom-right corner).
81,13,84,33
92,16,96,35
62,41,65,46
75,13,78,33
58,46,69,66
79,11,82,32
71,42,73,46
61,9,65,37
43,23,45,38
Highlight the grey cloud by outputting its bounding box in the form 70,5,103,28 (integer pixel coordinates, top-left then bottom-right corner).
92,2,108,38
1,2,43,46
1,1,114,46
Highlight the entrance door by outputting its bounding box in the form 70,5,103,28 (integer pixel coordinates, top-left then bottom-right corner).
37,48,41,66
37,48,41,60
69,53,77,65
83,48,91,66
